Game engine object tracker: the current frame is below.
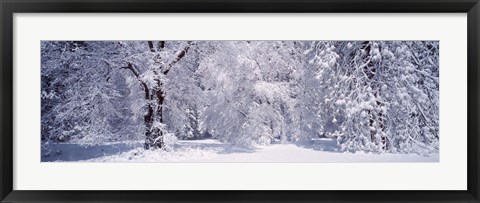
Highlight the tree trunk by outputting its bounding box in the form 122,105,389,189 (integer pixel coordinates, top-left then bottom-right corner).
143,102,158,149
141,81,165,149
144,41,190,149
144,87,165,149
121,62,163,149
144,41,164,149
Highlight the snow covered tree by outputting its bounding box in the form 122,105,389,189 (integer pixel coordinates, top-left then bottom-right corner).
381,41,439,154
305,41,439,153
302,41,343,140
41,41,136,143
196,41,253,145
119,41,193,149
163,41,205,140
246,41,305,143
197,41,305,146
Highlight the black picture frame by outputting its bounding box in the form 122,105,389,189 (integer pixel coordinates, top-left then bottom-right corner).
1,0,479,202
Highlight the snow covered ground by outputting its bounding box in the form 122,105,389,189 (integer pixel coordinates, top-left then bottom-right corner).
42,138,438,162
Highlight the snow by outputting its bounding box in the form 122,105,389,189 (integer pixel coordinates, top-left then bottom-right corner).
335,99,346,105
42,139,438,163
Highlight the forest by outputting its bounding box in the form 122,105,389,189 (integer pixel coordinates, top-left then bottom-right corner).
41,41,439,162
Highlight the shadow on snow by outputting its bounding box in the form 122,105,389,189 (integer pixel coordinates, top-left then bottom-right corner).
174,141,257,154
41,142,142,162
42,139,257,162
295,138,341,153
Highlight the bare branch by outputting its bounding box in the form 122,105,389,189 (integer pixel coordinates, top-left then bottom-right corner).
121,62,140,78
147,41,155,52
121,63,150,100
162,41,192,75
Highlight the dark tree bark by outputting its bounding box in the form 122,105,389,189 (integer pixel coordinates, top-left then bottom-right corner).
144,86,165,149
147,41,155,52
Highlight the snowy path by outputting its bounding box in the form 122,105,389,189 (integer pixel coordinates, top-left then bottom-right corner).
43,139,438,162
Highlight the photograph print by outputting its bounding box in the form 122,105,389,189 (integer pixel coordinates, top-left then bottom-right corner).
41,41,439,162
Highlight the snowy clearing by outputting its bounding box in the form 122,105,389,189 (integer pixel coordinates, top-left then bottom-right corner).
42,139,438,163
